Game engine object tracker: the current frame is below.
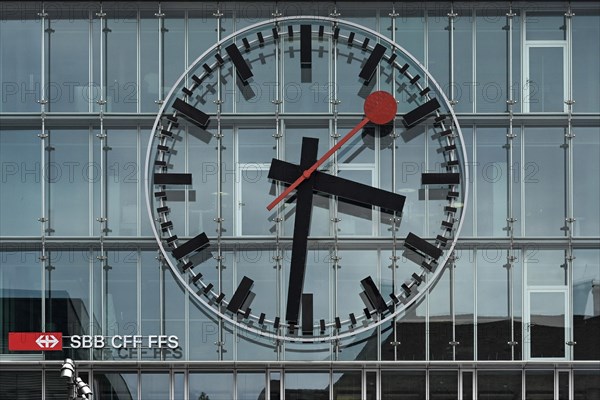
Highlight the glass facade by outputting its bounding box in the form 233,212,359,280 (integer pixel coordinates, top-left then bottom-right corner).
1,1,599,398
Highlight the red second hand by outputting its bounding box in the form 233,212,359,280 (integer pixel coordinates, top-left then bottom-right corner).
267,91,397,211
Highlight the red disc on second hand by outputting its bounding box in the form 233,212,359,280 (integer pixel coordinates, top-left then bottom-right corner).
363,91,397,125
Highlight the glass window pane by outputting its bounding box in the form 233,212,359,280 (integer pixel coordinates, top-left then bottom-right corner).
455,249,474,360
526,12,566,40
105,16,138,112
429,371,458,399
284,371,329,400
94,372,138,399
47,129,91,236
0,251,42,354
476,127,508,236
429,267,452,361
573,127,600,236
524,127,565,236
140,13,159,112
381,371,426,399
573,249,600,360
525,370,554,399
283,26,329,113
427,12,450,101
573,13,600,113
0,371,42,399
237,372,266,400
453,11,473,113
477,248,511,360
527,47,565,112
477,371,522,399
332,371,361,400
104,250,138,339
189,372,234,400
396,12,425,63
141,250,163,360
0,19,41,112
476,12,508,113
529,292,566,358
141,373,169,400
46,250,90,360
47,17,90,112
526,250,567,286
106,129,138,236
0,130,41,236
574,370,600,400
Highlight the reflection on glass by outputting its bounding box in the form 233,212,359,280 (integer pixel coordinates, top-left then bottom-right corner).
46,250,90,360
528,292,565,358
477,371,522,400
237,372,266,400
140,14,159,112
94,372,138,400
0,252,42,354
453,11,474,113
455,250,474,360
574,370,600,399
429,267,453,360
332,371,361,399
189,372,234,400
285,371,329,400
104,251,138,339
477,248,511,360
381,371,426,399
0,371,42,398
573,249,600,360
0,130,41,236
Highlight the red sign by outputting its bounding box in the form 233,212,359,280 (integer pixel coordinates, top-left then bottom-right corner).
8,332,63,351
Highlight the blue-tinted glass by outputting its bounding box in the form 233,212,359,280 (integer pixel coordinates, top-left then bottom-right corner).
164,266,186,360
0,130,41,236
573,14,600,113
140,13,159,112
527,47,565,112
47,129,91,236
428,13,450,101
47,18,90,112
526,12,566,40
526,249,566,286
524,127,565,236
163,13,185,101
477,248,511,360
283,26,330,113
105,17,138,112
141,250,162,360
141,373,169,400
476,127,508,236
45,250,90,359
237,372,266,400
453,11,473,113
0,19,41,112
476,12,508,113
429,267,452,360
396,12,425,63
104,250,138,339
106,129,138,236
573,127,600,236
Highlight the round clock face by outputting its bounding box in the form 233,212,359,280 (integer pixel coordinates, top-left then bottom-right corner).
145,16,468,343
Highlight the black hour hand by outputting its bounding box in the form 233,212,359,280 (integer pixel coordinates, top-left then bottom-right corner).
268,159,406,214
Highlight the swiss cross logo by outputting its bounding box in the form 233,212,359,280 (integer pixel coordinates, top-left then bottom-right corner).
8,332,63,351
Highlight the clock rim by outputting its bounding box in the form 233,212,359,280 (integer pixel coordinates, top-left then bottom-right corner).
144,15,470,343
